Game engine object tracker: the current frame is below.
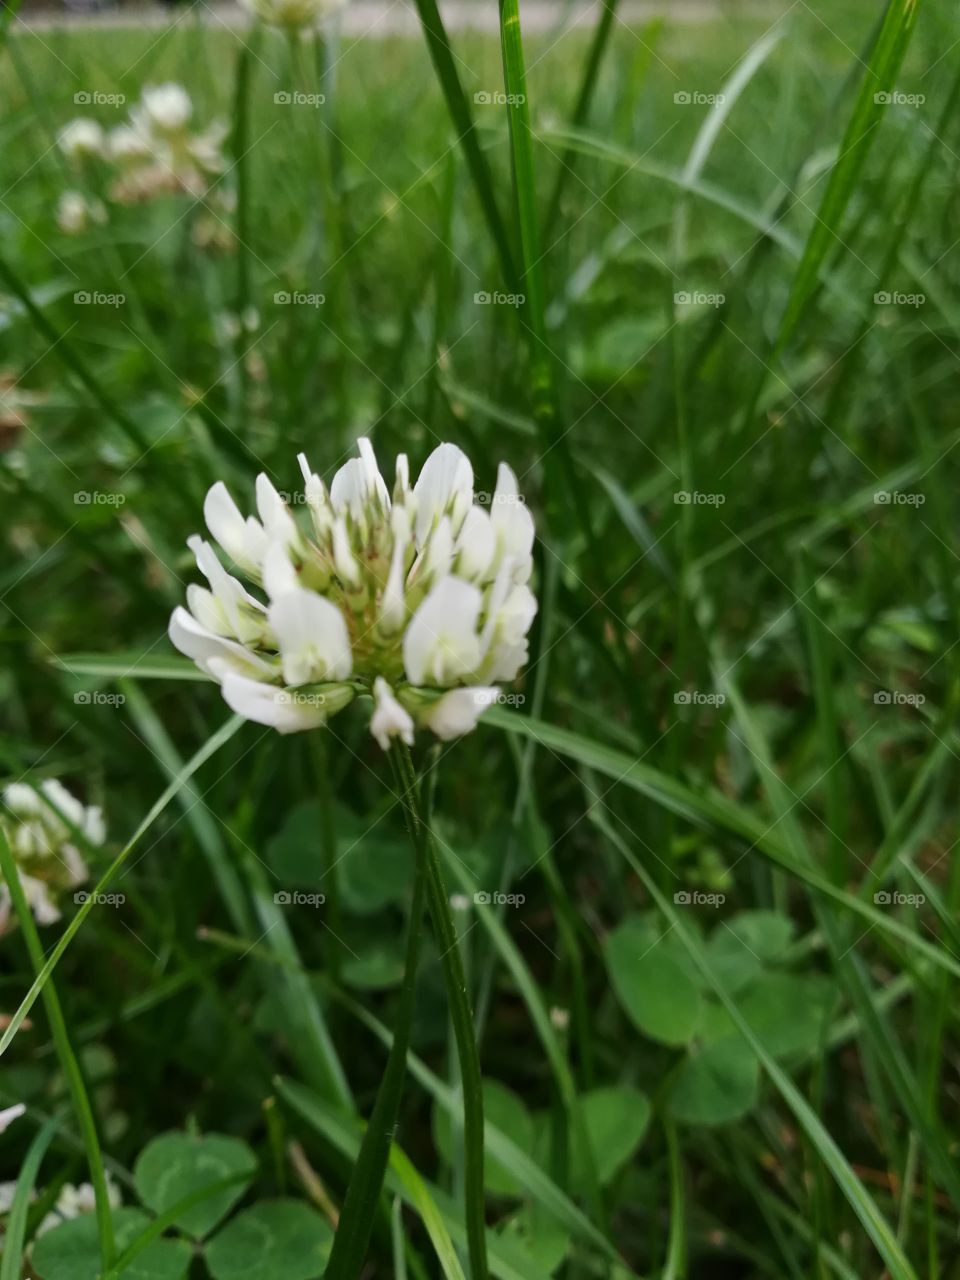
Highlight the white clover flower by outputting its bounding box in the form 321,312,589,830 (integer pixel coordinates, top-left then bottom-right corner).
37,1177,122,1237
107,123,154,166
57,118,105,161
169,439,537,748
240,0,343,30
0,780,103,935
56,190,107,235
133,83,193,134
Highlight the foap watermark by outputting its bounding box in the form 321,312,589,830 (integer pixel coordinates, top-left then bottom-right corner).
874,490,925,506
873,690,925,707
74,491,126,506
674,690,726,707
674,90,726,106
474,90,526,107
74,890,125,907
74,690,125,707
475,490,527,507
74,291,125,308
274,290,325,308
874,290,924,307
273,890,326,907
873,889,925,907
474,890,525,907
674,290,725,308
74,90,126,107
273,90,326,107
874,90,925,108
471,689,526,708
674,490,725,506
474,290,525,308
277,690,328,709
674,890,725,908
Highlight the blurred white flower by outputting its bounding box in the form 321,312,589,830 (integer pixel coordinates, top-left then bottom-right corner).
56,190,107,235
0,780,104,935
57,118,105,161
133,83,193,134
64,86,226,207
241,0,343,31
37,1177,122,1237
170,439,536,748
0,1102,25,1134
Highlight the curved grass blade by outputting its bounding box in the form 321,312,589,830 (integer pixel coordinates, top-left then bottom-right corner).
409,0,518,290
277,1078,467,1280
0,714,244,1059
0,829,114,1269
482,708,960,981
0,1115,59,1280
773,0,923,354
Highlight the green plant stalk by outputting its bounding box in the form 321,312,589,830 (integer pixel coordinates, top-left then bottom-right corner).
324,748,428,1280
231,34,255,433
393,743,488,1280
409,0,518,291
0,827,115,1270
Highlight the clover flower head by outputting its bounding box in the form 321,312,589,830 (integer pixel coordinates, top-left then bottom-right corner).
56,190,107,235
169,439,537,748
0,780,103,935
57,118,105,162
133,83,193,134
240,0,344,31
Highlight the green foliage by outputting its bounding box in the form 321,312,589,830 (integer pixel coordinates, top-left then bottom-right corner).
1,0,956,1276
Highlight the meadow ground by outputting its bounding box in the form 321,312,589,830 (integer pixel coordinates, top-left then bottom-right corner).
0,1,958,1277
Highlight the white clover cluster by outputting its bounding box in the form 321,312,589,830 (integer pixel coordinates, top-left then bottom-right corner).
169,439,537,747
240,0,343,32
0,781,103,935
58,84,226,205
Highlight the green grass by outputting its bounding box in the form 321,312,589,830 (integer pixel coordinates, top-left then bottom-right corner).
2,0,960,1276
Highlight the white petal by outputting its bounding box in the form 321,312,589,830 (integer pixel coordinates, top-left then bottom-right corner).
255,474,297,545
421,687,498,740
403,577,482,686
0,1104,25,1135
21,872,61,925
268,589,352,685
370,677,415,751
220,673,329,734
491,462,535,571
332,518,360,585
413,443,473,544
169,607,274,681
455,505,495,580
261,538,300,600
203,482,266,574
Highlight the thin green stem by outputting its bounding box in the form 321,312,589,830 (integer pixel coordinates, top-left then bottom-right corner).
323,748,428,1280
394,742,488,1280
0,827,115,1270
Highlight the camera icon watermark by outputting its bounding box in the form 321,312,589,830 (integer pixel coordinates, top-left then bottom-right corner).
273,90,326,107
674,90,726,106
674,690,726,707
873,690,925,707
74,890,126,907
273,890,326,906
874,90,924,107
674,290,725,307
473,90,526,107
873,889,925,906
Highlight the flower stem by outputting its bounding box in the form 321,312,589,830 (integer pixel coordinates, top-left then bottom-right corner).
323,753,427,1280
0,826,115,1270
393,742,489,1280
